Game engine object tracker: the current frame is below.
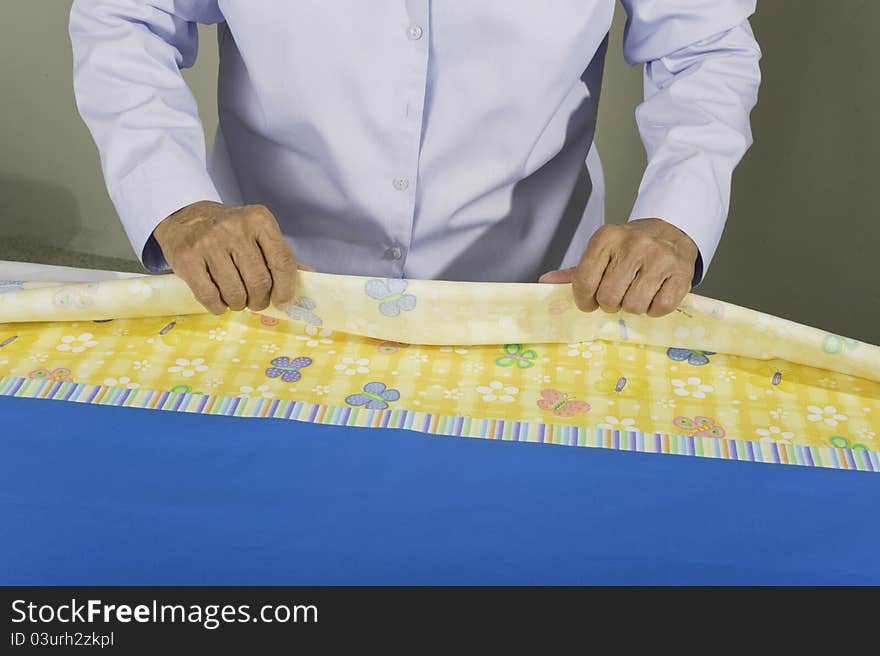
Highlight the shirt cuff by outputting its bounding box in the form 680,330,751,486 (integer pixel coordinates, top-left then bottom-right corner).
628,168,725,289
109,151,223,274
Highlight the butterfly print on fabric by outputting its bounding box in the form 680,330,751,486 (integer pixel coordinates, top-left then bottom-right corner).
286,297,322,326
666,347,715,366
495,344,538,368
265,356,313,383
28,367,73,383
346,382,401,410
673,416,726,439
364,279,417,317
536,389,590,417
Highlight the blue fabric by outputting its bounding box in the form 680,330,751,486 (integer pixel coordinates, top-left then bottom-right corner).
2,394,878,585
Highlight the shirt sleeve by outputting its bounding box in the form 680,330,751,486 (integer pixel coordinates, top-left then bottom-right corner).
620,0,762,287
69,0,226,273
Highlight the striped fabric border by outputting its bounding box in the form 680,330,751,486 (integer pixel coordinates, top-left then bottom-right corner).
2,375,877,473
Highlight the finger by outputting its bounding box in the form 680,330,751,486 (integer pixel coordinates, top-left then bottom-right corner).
647,275,691,318
206,252,248,312
538,268,575,284
255,224,298,309
594,255,639,313
620,269,664,315
177,260,226,315
232,241,274,312
571,230,615,312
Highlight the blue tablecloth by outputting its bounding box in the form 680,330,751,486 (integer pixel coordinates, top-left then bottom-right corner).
2,394,878,585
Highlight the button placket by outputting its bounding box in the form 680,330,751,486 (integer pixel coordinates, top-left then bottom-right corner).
383,0,430,275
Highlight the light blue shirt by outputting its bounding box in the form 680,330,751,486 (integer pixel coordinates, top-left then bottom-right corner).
70,0,761,284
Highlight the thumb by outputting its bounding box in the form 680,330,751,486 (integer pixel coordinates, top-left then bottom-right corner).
538,267,576,284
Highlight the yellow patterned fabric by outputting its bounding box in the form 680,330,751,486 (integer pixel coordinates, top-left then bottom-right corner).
0,272,878,468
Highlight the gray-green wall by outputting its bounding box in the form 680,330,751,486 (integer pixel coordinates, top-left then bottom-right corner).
2,2,877,343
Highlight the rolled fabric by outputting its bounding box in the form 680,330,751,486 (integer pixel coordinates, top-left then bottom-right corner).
0,271,877,382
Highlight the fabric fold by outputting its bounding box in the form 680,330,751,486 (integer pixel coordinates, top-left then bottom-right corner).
0,271,877,383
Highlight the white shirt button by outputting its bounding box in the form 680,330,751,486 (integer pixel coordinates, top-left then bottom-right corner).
407,25,423,41
392,177,410,191
386,246,403,260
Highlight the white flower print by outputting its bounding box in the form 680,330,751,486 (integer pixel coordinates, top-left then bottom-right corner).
441,387,464,400
208,329,227,341
756,425,794,444
409,353,429,363
311,385,330,396
855,428,876,441
127,280,153,298
345,318,379,336
476,380,519,403
439,346,468,355
567,341,604,358
673,325,707,342
464,361,484,374
261,343,281,353
206,378,224,389
132,360,151,371
657,398,676,409
29,352,48,363
103,376,140,389
598,416,638,431
816,377,838,389
239,384,274,399
305,325,333,339
296,326,333,347
671,377,714,399
718,370,737,383
111,327,130,336
57,333,98,353
806,405,848,427
296,335,332,348
769,408,788,422
334,357,370,376
495,305,528,320
754,316,791,340
534,374,552,385
0,357,7,367
167,358,208,378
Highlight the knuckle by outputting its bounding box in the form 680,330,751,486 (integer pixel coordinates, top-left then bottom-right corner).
248,204,274,223
674,263,695,279
627,231,654,250
593,224,618,242
656,251,680,270
572,293,595,312
249,271,273,291
570,281,595,311
649,303,674,318
272,286,295,305
195,294,224,314
223,288,247,309
270,251,297,272
621,299,646,315
595,288,619,308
